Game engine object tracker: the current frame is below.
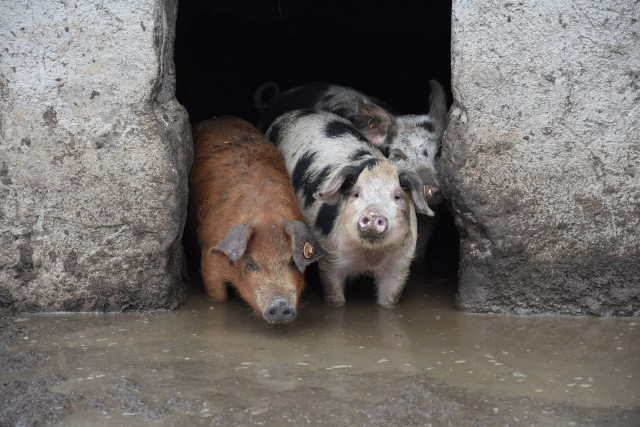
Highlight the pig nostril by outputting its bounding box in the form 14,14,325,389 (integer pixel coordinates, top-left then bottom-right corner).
264,298,296,323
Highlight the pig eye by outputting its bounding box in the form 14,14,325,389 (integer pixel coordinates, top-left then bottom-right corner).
389,149,407,161
351,188,360,198
422,149,429,158
245,258,259,272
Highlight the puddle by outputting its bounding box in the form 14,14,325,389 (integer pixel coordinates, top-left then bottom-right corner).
1,272,639,426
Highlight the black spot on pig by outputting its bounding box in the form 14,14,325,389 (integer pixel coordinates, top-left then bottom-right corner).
349,149,370,162
315,203,340,236
398,171,424,196
324,120,367,143
332,107,350,118
301,165,332,207
419,121,434,133
358,157,379,172
267,123,282,145
336,158,379,194
292,151,317,193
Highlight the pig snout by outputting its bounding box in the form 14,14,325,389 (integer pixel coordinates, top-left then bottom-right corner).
263,297,296,324
358,211,388,241
423,184,442,206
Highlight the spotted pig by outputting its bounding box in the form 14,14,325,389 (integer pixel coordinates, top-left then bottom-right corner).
267,110,430,306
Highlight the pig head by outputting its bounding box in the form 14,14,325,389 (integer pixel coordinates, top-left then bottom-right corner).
349,81,448,210
205,220,324,324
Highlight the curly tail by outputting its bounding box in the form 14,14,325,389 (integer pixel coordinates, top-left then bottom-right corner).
253,82,280,113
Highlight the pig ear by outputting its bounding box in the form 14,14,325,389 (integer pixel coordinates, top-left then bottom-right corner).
284,221,326,272
209,224,254,263
428,80,448,137
399,171,435,216
352,98,392,148
314,165,360,203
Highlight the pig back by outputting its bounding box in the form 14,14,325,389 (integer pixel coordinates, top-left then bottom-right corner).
189,117,304,249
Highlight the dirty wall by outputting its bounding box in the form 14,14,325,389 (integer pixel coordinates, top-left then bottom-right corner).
0,0,192,313
0,0,638,316
441,0,640,315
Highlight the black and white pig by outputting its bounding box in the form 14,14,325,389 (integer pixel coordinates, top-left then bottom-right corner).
266,109,432,306
256,80,448,209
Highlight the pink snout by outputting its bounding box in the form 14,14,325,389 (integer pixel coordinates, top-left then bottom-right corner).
358,211,388,240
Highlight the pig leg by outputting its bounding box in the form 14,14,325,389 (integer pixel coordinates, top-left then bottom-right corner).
374,261,411,306
200,252,228,301
318,261,348,305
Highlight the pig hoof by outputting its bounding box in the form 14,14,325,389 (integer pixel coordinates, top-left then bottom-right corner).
377,296,400,307
324,298,346,307
378,301,398,308
263,298,296,324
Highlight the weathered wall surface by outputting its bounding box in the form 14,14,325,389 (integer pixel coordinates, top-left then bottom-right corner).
442,0,640,315
0,1,192,313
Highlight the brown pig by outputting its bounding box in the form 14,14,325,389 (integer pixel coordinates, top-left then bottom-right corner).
189,116,324,324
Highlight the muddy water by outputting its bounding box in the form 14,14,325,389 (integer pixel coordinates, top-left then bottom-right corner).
1,273,639,426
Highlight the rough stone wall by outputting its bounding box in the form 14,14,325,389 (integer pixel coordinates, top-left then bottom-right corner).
442,0,640,315
0,1,192,313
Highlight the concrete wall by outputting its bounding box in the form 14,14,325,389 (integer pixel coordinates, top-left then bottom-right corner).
441,0,639,315
1,0,637,316
0,0,192,313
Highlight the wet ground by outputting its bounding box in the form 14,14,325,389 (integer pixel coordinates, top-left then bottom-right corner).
1,270,639,426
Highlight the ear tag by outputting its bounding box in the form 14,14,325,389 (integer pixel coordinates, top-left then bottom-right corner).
303,242,315,259
423,185,433,199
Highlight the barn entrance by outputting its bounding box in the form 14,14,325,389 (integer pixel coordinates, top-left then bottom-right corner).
174,0,459,298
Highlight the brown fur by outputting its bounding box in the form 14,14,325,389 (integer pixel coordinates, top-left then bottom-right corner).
189,117,308,318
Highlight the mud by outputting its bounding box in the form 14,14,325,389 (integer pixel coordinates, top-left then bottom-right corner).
1,273,639,426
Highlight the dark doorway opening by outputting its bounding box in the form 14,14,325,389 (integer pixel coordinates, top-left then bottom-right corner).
174,0,459,296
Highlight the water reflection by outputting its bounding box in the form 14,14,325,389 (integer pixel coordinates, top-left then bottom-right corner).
4,271,639,427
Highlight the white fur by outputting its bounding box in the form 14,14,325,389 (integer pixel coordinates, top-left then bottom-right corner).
268,111,417,306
